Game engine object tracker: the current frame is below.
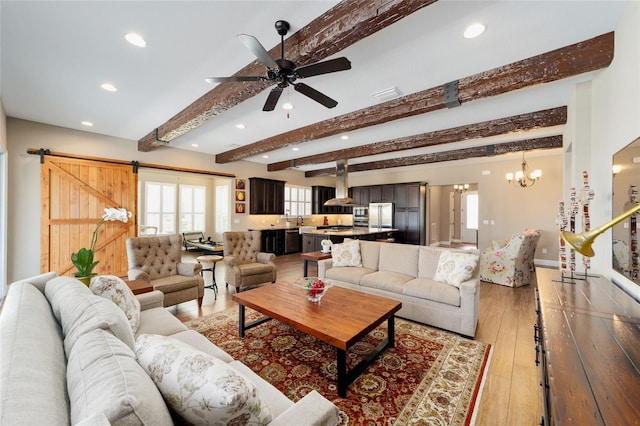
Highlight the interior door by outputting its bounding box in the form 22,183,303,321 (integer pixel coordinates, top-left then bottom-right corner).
41,156,137,277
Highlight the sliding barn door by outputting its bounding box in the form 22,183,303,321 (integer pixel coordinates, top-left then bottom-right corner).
41,156,137,277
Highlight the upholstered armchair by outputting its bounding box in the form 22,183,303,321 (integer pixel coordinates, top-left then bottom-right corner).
223,231,276,293
479,229,542,287
126,234,204,307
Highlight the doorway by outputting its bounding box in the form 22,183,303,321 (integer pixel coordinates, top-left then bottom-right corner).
428,184,478,248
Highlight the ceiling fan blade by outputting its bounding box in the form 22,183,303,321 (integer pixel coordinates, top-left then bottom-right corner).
205,76,265,84
293,82,338,108
237,34,279,69
263,87,283,111
295,57,351,78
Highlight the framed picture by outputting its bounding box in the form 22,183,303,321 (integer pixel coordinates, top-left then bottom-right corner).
235,190,246,202
235,203,245,214
235,178,246,190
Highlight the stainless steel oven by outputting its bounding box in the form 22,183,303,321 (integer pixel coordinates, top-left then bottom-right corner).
352,206,369,228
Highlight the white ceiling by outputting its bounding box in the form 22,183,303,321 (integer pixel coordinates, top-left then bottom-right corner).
1,1,628,173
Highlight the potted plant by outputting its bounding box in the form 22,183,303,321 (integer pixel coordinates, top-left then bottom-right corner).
71,207,132,285
320,239,333,253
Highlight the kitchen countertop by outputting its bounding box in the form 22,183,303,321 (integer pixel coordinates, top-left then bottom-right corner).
248,225,301,231
303,227,398,236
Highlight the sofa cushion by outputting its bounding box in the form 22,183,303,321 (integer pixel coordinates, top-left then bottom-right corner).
433,251,479,287
417,246,446,278
67,329,172,426
404,278,462,307
151,275,199,292
0,282,70,426
45,276,136,353
90,275,141,334
136,307,188,338
360,271,413,293
136,334,273,425
378,243,419,277
359,241,382,270
332,239,362,267
325,266,376,285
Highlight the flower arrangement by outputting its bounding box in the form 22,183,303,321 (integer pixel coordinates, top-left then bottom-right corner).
71,207,132,280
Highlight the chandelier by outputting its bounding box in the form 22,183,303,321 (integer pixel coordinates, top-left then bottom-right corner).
453,184,469,193
506,152,542,188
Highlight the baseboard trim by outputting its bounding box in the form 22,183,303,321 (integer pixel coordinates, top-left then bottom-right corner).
534,259,558,268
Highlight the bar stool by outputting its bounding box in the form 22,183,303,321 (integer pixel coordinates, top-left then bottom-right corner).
196,254,223,299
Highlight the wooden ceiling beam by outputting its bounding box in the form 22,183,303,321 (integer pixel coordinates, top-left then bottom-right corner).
217,32,613,163
304,135,563,177
267,106,566,171
137,0,437,152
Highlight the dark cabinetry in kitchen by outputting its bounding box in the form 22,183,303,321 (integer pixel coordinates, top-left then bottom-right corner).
260,229,284,255
350,182,426,245
311,186,352,214
249,178,285,215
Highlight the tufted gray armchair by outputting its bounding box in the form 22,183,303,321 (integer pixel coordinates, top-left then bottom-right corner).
222,231,276,293
126,234,204,307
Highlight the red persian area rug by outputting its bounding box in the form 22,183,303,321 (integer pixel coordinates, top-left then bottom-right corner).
186,307,492,425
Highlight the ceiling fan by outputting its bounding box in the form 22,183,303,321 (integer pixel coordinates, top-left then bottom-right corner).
206,20,351,111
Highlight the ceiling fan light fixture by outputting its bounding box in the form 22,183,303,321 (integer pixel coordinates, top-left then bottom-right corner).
282,102,294,110
100,83,117,92
464,23,486,39
125,32,146,48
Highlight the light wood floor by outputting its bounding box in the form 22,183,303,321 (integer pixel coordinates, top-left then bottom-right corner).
171,252,541,426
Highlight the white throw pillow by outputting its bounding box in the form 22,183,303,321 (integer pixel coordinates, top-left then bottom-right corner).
331,239,362,267
90,275,141,334
433,251,479,287
67,329,173,425
135,334,273,426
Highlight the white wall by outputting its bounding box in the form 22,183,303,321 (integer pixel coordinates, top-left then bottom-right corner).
0,98,8,295
567,1,640,299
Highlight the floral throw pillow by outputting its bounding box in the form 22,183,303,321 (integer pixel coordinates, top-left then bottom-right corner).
135,334,273,426
90,275,141,334
332,239,362,267
433,251,479,287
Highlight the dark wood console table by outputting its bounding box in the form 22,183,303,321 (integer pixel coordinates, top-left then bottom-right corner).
535,268,640,425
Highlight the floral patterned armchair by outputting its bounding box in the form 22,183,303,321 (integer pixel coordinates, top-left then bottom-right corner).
479,229,542,287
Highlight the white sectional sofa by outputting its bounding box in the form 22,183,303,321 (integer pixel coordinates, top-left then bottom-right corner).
318,241,481,337
0,273,339,425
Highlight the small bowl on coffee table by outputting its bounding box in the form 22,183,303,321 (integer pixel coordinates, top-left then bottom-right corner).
294,277,334,303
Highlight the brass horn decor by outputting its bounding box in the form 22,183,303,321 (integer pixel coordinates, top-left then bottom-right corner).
561,203,640,257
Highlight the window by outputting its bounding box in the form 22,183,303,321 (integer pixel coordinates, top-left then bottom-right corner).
466,193,479,230
216,183,230,233
284,185,311,216
145,182,176,234
180,185,206,232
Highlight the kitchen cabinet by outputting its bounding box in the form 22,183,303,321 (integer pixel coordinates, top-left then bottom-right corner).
312,186,353,214
249,178,285,215
350,182,426,245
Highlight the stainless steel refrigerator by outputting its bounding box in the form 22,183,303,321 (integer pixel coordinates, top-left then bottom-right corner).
369,202,394,229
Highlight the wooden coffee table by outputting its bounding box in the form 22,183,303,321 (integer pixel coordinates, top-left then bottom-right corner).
232,283,401,397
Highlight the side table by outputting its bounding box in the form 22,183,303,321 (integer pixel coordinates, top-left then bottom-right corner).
124,279,153,295
300,250,332,276
197,254,223,299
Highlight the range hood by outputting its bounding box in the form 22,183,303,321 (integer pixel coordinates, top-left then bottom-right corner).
324,159,360,206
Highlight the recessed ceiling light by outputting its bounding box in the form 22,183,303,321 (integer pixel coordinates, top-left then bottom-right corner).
235,123,246,129
282,102,294,110
262,155,269,159
464,23,486,39
101,83,117,92
81,121,94,127
292,147,299,151
341,135,349,140
125,32,146,48
191,143,199,148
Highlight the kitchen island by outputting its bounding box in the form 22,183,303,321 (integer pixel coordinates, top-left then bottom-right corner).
301,227,397,253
